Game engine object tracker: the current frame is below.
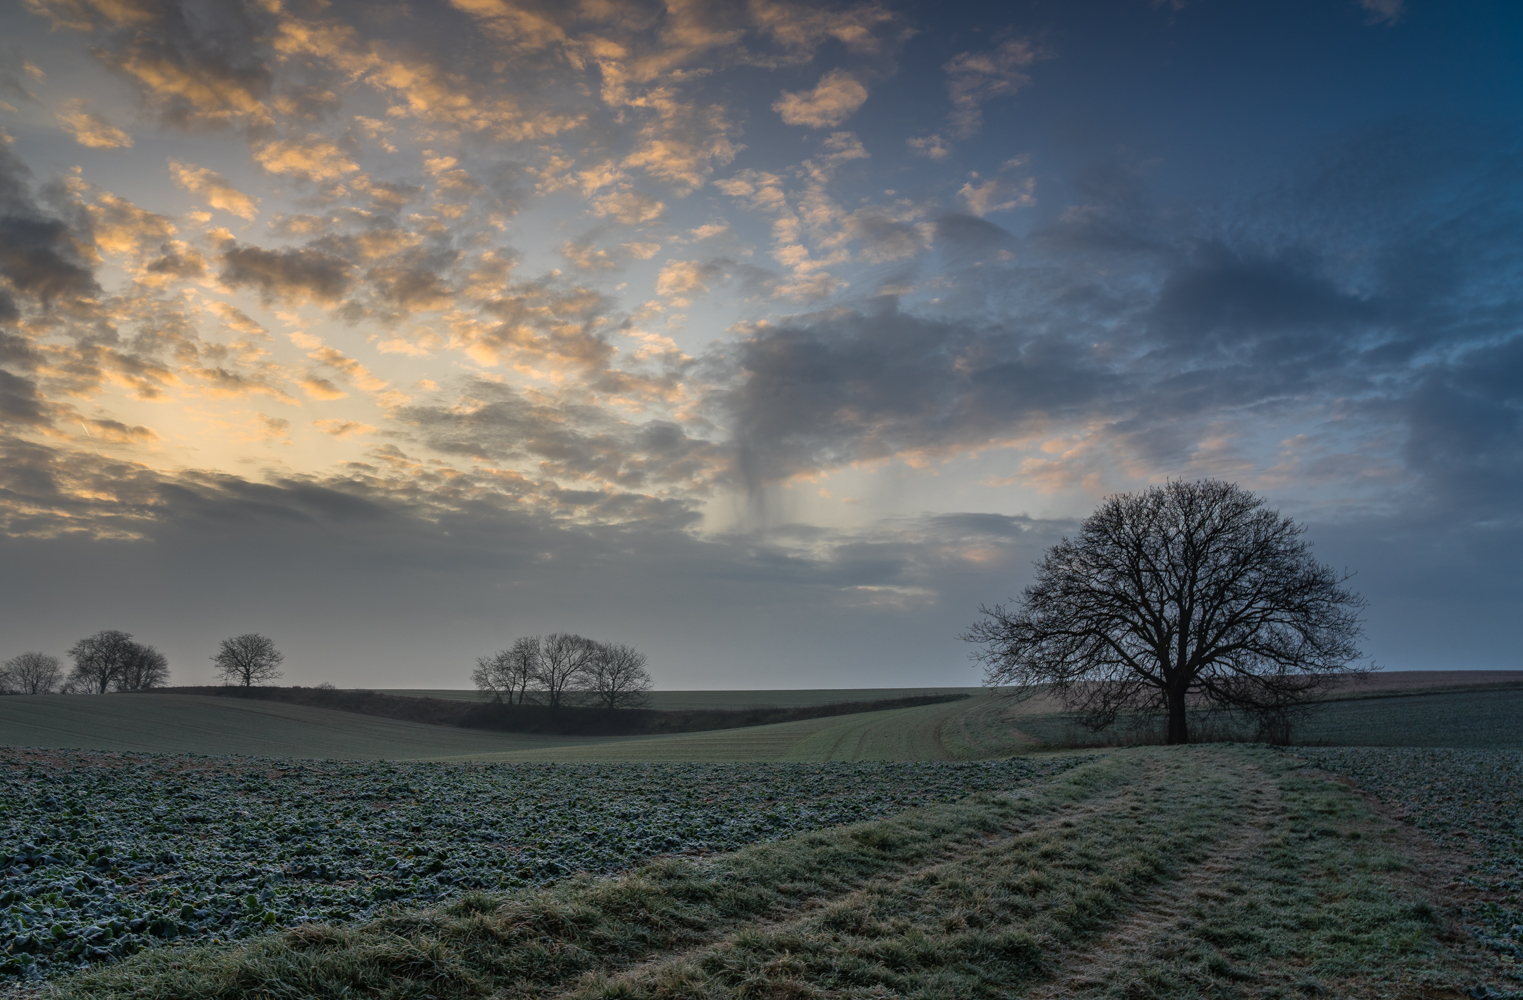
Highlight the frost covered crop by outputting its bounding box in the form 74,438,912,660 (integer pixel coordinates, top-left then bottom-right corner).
1300,746,1523,983
0,749,1079,980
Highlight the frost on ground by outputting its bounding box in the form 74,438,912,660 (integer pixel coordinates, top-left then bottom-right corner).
0,749,1080,980
1301,747,1523,984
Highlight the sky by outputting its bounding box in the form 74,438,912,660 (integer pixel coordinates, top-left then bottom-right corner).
0,0,1519,689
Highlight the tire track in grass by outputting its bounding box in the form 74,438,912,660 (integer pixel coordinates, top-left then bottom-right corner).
557,752,1256,1000
1023,755,1281,999
557,768,1152,998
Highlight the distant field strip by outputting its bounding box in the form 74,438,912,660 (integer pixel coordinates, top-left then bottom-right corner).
53,746,1487,999
435,694,1028,762
0,692,1022,763
0,695,592,759
382,687,985,710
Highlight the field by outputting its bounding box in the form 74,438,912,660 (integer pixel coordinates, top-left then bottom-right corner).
0,692,1026,763
8,682,1523,765
0,749,1078,981
1300,746,1523,987
5,676,1523,994
0,695,602,759
383,687,985,710
14,745,1508,998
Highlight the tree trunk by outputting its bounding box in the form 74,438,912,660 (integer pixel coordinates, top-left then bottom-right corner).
1166,685,1189,744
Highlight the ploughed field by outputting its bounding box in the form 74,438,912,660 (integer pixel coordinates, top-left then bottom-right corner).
0,749,1079,981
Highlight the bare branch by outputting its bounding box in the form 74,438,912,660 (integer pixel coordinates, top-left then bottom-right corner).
961,479,1367,744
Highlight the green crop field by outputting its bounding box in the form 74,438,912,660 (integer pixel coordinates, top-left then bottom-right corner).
432,693,1029,763
0,695,600,759
0,692,1017,763
1010,685,1523,750
10,682,1523,764
25,745,1510,998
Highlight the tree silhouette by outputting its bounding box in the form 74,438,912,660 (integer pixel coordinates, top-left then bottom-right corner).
212,633,285,687
962,479,1367,744
1,652,62,694
66,630,137,694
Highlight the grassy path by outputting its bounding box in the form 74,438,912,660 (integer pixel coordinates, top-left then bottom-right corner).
49,746,1489,999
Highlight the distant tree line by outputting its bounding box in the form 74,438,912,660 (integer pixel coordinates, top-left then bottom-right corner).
0,630,287,694
0,630,169,695
472,633,652,710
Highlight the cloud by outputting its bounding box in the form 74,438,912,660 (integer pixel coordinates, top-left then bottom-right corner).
722,307,1109,490
168,161,258,220
591,189,665,224
945,38,1046,137
655,259,722,306
191,367,298,405
1359,0,1404,25
0,146,98,318
298,375,347,400
907,134,950,160
313,418,376,437
218,244,353,304
85,191,175,256
563,240,616,270
56,102,133,149
253,135,359,182
958,174,1036,216
772,69,869,128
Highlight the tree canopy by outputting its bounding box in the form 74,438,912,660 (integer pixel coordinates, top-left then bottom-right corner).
213,634,284,687
962,479,1367,744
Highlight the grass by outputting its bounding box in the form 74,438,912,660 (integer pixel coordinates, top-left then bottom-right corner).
1010,686,1523,751
41,746,1486,999
432,694,1023,763
10,679,1523,764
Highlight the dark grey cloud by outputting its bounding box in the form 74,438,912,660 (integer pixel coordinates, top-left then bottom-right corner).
0,146,99,321
397,379,723,498
0,370,49,427
722,303,1110,489
219,244,354,304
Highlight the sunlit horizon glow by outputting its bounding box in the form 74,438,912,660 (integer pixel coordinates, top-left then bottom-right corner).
1,0,1519,688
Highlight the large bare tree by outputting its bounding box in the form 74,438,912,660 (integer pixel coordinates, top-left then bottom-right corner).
116,643,170,691
212,633,285,687
585,642,652,710
962,479,1367,745
472,637,540,706
66,630,137,694
536,632,594,710
2,652,62,694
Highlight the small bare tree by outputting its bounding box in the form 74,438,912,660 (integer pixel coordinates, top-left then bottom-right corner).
67,630,137,694
536,632,593,710
2,652,62,694
115,643,170,691
962,479,1367,745
585,642,652,710
473,650,513,703
213,633,284,687
473,637,541,705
